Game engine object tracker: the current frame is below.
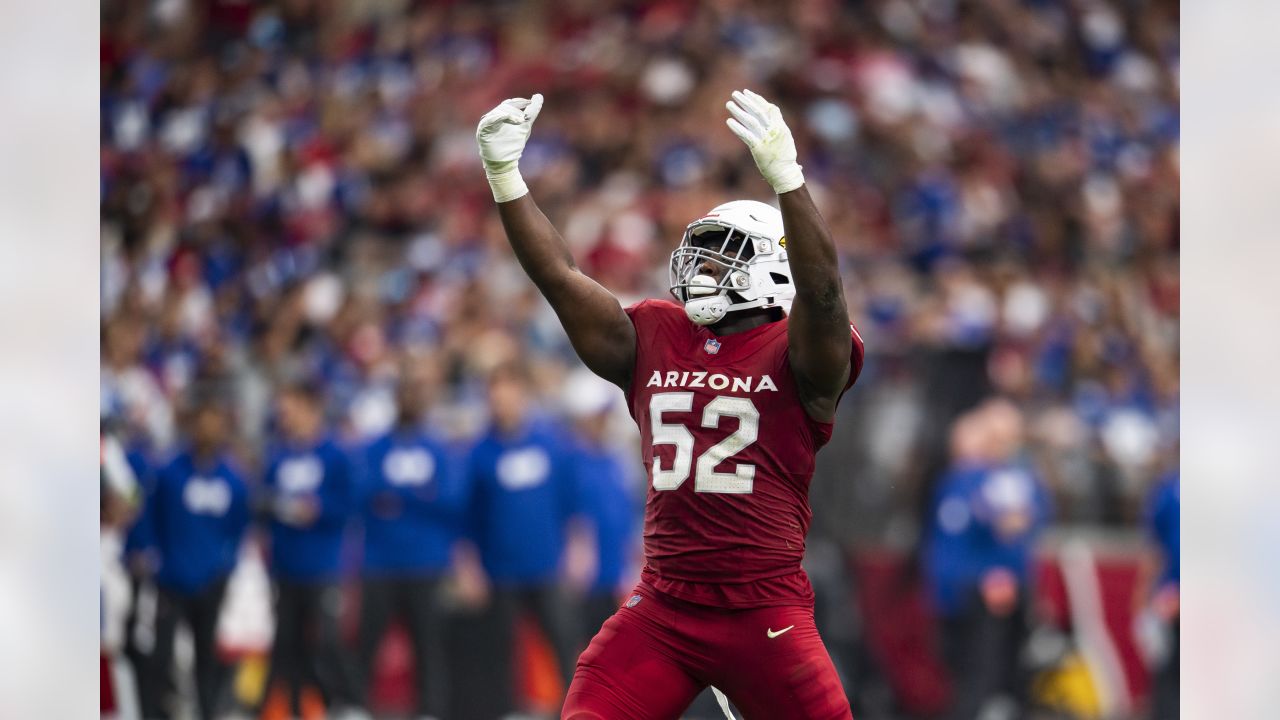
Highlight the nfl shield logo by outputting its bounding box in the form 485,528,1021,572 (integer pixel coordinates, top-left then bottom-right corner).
625,594,642,608
704,338,721,355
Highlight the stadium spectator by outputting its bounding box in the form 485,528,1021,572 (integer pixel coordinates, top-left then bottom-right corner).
114,426,167,718
260,382,359,716
142,397,250,720
1141,469,1180,719
100,428,142,719
464,364,581,714
354,364,464,718
926,399,1052,720
121,435,160,580
560,370,641,643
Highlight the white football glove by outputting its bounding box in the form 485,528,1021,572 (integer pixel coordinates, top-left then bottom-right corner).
475,93,545,203
725,89,805,195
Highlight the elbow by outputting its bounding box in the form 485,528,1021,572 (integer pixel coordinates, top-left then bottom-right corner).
529,265,580,299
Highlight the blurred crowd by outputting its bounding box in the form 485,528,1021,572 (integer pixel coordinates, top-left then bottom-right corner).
100,0,1179,718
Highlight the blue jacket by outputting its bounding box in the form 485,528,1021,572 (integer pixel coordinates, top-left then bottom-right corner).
572,441,639,594
150,449,250,595
924,461,1051,616
465,420,577,585
262,437,354,581
123,445,158,565
1146,471,1179,589
358,428,466,576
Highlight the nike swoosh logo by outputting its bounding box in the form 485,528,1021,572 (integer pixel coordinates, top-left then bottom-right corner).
766,625,795,639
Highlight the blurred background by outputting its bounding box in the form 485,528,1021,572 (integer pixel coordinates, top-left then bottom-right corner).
98,0,1178,719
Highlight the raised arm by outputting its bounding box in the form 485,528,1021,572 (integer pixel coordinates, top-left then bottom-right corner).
476,95,636,389
726,89,852,422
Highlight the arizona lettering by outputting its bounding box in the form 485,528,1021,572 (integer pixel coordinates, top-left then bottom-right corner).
645,370,778,393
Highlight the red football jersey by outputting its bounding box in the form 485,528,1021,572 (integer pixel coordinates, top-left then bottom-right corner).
623,299,865,608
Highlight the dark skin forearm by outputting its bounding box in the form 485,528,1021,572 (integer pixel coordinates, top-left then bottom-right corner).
777,185,851,422
496,195,636,388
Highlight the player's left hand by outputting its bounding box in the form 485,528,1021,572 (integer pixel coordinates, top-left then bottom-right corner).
725,89,805,195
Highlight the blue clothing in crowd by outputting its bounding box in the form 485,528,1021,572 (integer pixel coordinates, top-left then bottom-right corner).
572,442,639,595
123,444,158,565
1146,471,1180,589
262,437,354,581
465,420,577,585
925,461,1051,616
359,428,467,576
150,449,251,595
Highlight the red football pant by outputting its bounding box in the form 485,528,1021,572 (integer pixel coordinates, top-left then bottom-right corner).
563,584,853,720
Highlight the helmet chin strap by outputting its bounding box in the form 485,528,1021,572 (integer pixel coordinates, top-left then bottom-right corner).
680,272,777,326
684,294,730,325
683,292,774,326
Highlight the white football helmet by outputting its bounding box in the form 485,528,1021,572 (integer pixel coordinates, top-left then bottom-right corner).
669,200,795,325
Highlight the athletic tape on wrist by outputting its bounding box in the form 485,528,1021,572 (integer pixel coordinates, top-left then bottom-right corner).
486,167,528,203
770,164,805,195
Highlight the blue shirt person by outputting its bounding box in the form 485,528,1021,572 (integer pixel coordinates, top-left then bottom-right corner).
926,461,993,617
572,440,639,597
262,385,355,582
1141,471,1180,720
460,365,583,703
925,460,1051,616
1145,471,1180,592
465,418,577,585
351,372,464,717
257,383,361,716
559,368,642,601
925,403,1052,618
122,439,161,576
924,401,1052,720
150,447,251,594
135,399,250,720
359,425,466,576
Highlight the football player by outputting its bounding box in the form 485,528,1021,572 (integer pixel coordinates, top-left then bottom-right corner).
476,88,864,719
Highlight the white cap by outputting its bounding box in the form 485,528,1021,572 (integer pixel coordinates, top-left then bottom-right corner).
561,367,622,419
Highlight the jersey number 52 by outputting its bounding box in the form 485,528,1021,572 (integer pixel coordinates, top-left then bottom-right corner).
649,392,758,495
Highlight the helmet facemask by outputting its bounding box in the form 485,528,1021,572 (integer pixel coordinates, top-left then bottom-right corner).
669,213,794,326
669,222,757,325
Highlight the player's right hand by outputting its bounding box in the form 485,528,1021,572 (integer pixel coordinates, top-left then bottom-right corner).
475,94,544,203
725,89,805,195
